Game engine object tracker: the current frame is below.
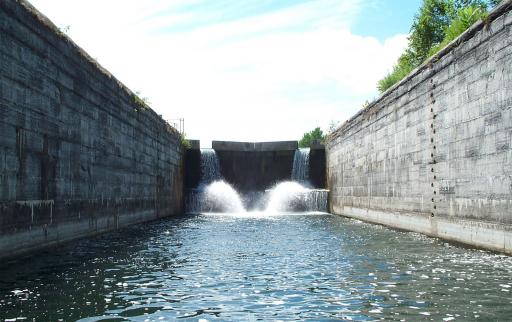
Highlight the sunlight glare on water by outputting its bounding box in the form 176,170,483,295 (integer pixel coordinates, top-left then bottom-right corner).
0,213,511,321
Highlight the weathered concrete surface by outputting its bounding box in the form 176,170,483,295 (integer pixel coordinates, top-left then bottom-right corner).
187,140,200,150
309,148,326,189
0,0,184,258
326,1,512,254
212,141,297,191
184,146,201,189
215,149,296,192
212,141,298,151
255,141,298,151
211,141,326,191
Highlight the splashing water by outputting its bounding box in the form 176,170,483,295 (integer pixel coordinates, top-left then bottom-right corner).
306,189,329,212
187,181,327,214
187,149,233,213
291,148,310,184
186,181,246,213
186,148,327,214
203,181,245,213
266,182,307,212
265,181,327,213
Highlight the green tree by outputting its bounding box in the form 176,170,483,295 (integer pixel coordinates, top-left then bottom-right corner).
378,0,452,93
429,5,488,56
408,0,452,65
487,0,503,6
377,0,497,93
377,49,417,92
298,127,325,148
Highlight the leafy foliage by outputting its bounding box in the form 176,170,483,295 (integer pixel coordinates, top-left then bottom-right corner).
377,49,416,92
180,133,191,149
377,0,498,93
409,0,453,65
429,5,488,56
299,127,325,148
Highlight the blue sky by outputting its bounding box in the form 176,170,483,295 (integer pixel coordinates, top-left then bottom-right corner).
30,0,422,146
150,0,421,38
352,0,422,40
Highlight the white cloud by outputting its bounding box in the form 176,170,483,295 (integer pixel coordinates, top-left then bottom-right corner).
29,0,407,146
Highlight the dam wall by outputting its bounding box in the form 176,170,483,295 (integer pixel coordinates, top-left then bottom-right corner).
326,1,512,254
212,141,326,192
309,144,326,189
184,140,201,189
213,141,298,192
0,0,184,258
184,141,326,192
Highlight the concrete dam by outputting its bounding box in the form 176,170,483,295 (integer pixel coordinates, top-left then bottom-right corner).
184,142,327,213
1,0,512,320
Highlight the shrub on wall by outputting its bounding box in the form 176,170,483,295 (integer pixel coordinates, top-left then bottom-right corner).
377,0,500,93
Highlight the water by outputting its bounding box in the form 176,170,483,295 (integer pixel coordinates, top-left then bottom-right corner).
1,213,511,321
305,188,328,212
200,149,221,184
291,148,310,184
187,148,327,213
266,181,328,212
186,181,245,214
202,181,245,213
188,181,327,213
186,149,231,213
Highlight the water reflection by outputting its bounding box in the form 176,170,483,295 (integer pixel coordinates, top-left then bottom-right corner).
0,213,511,321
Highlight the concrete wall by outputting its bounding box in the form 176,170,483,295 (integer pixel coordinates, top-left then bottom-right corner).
213,141,297,192
184,147,201,189
0,0,184,258
208,141,327,192
309,146,326,189
326,1,512,254
213,140,298,152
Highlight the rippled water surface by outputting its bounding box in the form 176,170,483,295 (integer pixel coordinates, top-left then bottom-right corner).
1,213,511,321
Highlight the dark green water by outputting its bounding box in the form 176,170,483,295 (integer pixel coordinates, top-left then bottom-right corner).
0,212,511,321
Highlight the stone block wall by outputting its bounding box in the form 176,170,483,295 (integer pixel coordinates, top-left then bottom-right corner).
0,0,184,258
326,1,512,253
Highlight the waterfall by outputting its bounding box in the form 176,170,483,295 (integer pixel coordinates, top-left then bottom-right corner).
291,148,310,184
265,181,328,213
202,181,245,213
186,149,245,213
185,147,327,214
200,148,221,184
259,147,326,212
304,189,328,213
266,182,307,212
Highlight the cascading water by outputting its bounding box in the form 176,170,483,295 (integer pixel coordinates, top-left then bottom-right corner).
200,149,221,184
260,147,327,213
305,188,328,212
186,149,245,213
186,147,327,214
265,181,328,213
202,181,245,213
291,148,310,184
266,181,308,212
